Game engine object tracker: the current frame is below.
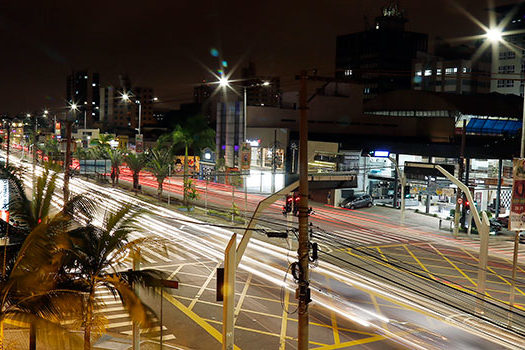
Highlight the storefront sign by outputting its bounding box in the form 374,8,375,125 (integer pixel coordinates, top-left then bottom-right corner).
510,158,525,231
240,142,251,171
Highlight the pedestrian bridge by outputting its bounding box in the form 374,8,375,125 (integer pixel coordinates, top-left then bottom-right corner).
287,172,357,190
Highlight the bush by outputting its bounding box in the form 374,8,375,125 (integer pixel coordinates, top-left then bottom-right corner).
450,209,455,217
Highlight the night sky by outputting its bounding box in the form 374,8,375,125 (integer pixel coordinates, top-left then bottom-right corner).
0,0,519,114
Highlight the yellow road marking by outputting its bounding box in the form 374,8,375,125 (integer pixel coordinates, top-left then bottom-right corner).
370,294,388,329
429,244,479,288
168,264,185,280
163,292,241,350
188,261,221,310
279,289,290,350
234,273,252,323
312,334,385,349
461,248,525,304
376,247,388,262
404,245,435,280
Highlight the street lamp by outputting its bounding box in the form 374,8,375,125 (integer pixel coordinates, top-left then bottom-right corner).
121,93,142,136
486,28,503,43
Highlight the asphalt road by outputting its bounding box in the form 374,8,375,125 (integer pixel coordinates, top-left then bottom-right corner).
5,153,525,349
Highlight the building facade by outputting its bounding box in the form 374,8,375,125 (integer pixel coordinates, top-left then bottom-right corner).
413,51,490,94
99,85,155,135
335,2,428,98
490,3,525,96
66,70,100,127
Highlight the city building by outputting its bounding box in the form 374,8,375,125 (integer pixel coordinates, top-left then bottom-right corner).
412,45,491,94
490,3,525,96
241,62,281,107
66,70,100,127
335,2,428,98
99,83,155,136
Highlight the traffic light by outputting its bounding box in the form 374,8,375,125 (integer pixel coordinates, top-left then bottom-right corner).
293,192,300,216
282,195,293,215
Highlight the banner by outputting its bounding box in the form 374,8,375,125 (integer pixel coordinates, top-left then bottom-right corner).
0,179,9,223
240,142,251,171
510,158,525,231
135,134,143,153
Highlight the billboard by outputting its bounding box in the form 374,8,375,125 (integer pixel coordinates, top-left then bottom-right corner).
510,158,525,231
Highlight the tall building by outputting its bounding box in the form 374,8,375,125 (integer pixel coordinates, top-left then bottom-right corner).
99,82,155,135
412,45,491,94
66,70,100,126
490,3,525,96
335,2,428,98
241,62,281,107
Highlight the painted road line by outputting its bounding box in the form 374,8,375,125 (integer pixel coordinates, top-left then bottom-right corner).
234,273,252,323
188,261,222,311
163,292,241,350
279,289,290,350
404,245,436,280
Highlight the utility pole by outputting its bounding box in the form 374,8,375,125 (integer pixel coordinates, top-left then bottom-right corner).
297,70,310,350
5,122,10,166
454,120,466,237
32,114,37,195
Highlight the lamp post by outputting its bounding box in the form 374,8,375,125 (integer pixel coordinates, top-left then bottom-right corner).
63,103,77,204
485,27,523,314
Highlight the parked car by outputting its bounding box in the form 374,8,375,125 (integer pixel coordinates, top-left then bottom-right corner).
341,194,373,209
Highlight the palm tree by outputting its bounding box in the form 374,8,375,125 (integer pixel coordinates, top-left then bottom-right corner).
146,149,172,198
171,114,215,206
125,152,148,192
64,205,164,350
0,164,94,349
107,148,123,186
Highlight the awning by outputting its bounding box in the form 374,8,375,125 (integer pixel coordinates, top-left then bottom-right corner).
466,118,521,135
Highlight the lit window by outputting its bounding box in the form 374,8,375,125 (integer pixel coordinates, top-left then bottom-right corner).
462,67,467,73
445,68,454,75
453,67,458,73
416,71,422,76
436,69,442,75
92,113,95,116
424,69,432,76
92,83,96,87
84,76,88,79
344,69,353,76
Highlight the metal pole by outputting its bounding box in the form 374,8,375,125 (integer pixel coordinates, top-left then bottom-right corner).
231,182,235,223
496,159,503,219
132,252,141,350
222,233,237,350
32,115,37,195
168,164,171,205
297,71,310,350
205,176,208,212
243,87,247,142
5,123,9,167
454,120,467,237
393,153,399,208
271,129,277,193
521,91,525,158
426,157,432,214
63,120,73,204
138,102,142,136
160,287,163,349
509,232,519,311
244,173,248,220
401,175,406,224
84,109,87,130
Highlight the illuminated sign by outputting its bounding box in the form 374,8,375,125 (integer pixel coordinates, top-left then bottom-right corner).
373,150,390,158
247,139,261,147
